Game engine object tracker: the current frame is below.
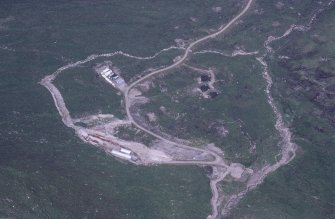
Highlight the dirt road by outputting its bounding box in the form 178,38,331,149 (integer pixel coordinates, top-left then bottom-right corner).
40,1,254,218
122,1,253,218
123,0,253,164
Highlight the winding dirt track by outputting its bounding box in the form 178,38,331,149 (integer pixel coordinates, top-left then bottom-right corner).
125,0,253,93
123,0,253,165
122,1,253,218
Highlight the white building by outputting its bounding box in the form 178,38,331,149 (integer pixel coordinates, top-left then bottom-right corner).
111,150,131,160
96,66,126,88
120,148,132,155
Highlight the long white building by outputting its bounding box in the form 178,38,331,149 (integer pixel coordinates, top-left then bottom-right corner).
120,148,132,155
111,150,132,160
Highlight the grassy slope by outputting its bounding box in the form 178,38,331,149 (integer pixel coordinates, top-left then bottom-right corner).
0,0,245,218
229,2,335,218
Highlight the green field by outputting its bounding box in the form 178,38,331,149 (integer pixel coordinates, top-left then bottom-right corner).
227,1,335,218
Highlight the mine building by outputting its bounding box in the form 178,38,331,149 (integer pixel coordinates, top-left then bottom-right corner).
95,64,126,90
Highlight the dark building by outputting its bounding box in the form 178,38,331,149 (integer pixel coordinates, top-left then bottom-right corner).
200,85,210,92
201,75,211,82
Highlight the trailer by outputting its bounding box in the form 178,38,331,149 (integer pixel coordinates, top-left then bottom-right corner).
111,150,131,160
120,148,132,155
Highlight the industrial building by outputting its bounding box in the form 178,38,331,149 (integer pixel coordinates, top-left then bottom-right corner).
95,64,126,90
